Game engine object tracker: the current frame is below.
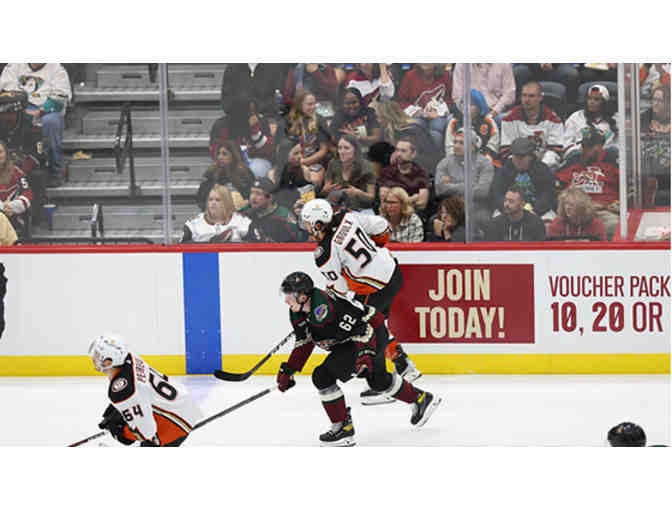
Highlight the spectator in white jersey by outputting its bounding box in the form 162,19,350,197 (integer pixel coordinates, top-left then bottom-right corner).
182,184,251,243
500,81,564,170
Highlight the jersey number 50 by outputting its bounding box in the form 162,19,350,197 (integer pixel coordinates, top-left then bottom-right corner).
345,228,377,269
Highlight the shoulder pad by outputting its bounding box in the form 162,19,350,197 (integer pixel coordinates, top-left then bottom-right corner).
108,357,136,404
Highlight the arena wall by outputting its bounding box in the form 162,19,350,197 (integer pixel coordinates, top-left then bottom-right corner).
0,242,669,376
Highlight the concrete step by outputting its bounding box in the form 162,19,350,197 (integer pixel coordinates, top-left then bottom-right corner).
47,204,200,230
74,84,220,103
68,157,211,181
29,226,183,244
96,64,226,88
81,109,220,136
46,179,200,199
63,130,208,150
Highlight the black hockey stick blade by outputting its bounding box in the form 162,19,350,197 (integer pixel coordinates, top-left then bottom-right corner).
194,385,277,430
213,331,294,382
68,430,107,447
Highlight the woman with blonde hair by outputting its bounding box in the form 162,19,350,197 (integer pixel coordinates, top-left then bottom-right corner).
380,186,424,243
182,184,251,243
374,100,441,172
546,187,606,241
285,90,330,175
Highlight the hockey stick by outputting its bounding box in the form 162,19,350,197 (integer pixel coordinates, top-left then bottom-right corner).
67,431,107,447
193,384,277,430
69,386,277,446
213,331,295,381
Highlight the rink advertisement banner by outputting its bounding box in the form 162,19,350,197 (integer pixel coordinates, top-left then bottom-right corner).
389,265,535,343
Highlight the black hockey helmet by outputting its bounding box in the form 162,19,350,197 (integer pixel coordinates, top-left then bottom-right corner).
607,422,646,447
281,271,314,296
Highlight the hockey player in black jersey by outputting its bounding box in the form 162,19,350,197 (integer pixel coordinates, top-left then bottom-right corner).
276,271,441,446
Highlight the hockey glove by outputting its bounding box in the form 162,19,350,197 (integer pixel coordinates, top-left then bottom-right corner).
354,341,376,378
98,404,134,446
277,362,297,392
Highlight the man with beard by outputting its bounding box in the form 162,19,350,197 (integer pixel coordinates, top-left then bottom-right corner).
556,127,620,239
500,81,564,170
484,185,546,242
378,137,430,213
242,177,304,242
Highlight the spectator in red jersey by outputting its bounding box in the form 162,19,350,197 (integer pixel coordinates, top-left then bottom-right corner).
197,141,255,211
329,87,381,150
378,137,430,213
0,139,33,237
556,127,620,239
500,81,564,170
282,64,343,118
452,63,516,120
445,88,501,167
344,64,395,107
546,187,606,241
209,96,277,179
319,134,376,212
397,64,453,150
284,90,331,189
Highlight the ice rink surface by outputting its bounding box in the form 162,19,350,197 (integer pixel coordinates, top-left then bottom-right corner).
0,373,669,447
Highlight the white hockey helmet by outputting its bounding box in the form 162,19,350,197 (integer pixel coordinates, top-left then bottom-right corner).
300,198,333,235
88,336,128,372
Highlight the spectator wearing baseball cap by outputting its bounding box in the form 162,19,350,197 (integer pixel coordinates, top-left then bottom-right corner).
563,84,618,163
488,136,557,220
556,127,620,239
241,177,305,242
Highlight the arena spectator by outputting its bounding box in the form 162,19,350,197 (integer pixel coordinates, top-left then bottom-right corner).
209,98,277,179
640,64,670,110
426,195,466,242
564,84,618,162
344,64,395,107
197,141,255,211
379,186,424,243
268,142,314,210
546,187,607,241
319,134,375,212
513,63,580,106
0,139,33,237
242,178,305,242
182,184,251,243
220,63,287,117
0,211,17,246
556,127,620,239
328,87,381,149
379,138,430,213
434,128,493,235
452,63,516,119
0,63,71,188
445,88,500,166
489,137,557,218
500,81,564,170
484,186,546,242
396,64,453,149
640,85,670,207
284,90,331,187
374,100,441,173
282,64,344,118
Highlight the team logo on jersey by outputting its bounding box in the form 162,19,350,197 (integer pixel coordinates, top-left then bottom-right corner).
313,246,324,260
111,378,128,392
314,304,328,321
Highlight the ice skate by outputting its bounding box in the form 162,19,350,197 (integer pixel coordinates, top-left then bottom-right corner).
410,391,441,427
393,345,422,383
360,388,396,406
319,407,356,447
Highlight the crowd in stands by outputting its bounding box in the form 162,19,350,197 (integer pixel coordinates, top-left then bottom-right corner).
0,63,668,246
192,62,671,244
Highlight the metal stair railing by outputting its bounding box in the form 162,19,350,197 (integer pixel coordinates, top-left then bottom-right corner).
113,103,141,198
